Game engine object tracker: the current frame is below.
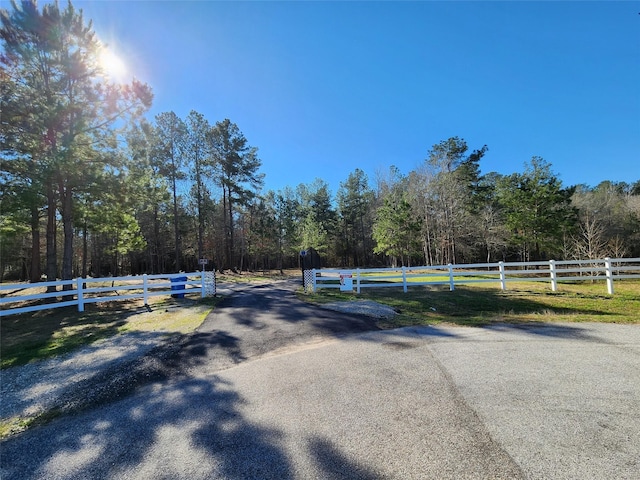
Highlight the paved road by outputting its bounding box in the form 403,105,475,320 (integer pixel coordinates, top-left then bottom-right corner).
2,281,639,479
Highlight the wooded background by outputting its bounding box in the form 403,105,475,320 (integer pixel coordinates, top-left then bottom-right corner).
2,1,639,283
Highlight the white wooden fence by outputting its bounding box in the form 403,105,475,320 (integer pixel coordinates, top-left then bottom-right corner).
0,271,216,317
309,258,640,295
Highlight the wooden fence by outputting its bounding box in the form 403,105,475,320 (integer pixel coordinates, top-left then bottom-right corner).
0,271,216,317
309,258,640,295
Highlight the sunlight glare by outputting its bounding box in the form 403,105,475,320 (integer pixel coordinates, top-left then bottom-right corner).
99,48,128,82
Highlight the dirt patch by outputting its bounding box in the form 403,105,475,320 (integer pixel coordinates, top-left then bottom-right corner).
320,300,398,319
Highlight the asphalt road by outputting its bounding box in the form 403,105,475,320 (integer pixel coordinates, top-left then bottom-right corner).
2,281,639,479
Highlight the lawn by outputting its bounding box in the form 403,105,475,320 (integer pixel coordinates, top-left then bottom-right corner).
303,280,640,329
0,270,293,369
0,295,221,369
3,273,637,369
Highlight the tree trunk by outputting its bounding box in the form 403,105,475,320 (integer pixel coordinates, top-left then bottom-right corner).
59,181,74,295
197,189,204,264
359,211,368,266
277,221,284,274
196,157,204,264
153,205,160,274
30,204,41,283
82,220,88,278
221,187,228,269
46,180,57,293
113,231,119,276
228,187,235,269
172,174,180,272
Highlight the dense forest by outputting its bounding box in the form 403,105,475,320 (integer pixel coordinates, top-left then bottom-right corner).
2,1,639,282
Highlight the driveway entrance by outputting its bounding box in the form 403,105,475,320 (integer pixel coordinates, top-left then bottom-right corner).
2,281,638,479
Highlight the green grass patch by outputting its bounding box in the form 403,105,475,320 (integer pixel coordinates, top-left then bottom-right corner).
0,415,36,438
302,280,640,329
0,406,69,439
1,295,222,369
1,269,297,370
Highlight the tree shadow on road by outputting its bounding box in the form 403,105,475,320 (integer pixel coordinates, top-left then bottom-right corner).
1,360,390,480
1,374,294,479
177,331,246,365
480,321,611,342
308,438,387,480
2,325,301,480
214,283,381,337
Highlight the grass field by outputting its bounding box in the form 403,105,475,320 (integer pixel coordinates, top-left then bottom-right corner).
0,295,220,369
0,271,285,369
2,272,638,369
303,280,640,329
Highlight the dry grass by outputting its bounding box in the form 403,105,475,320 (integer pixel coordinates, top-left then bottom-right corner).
1,294,220,369
216,269,300,283
5,271,636,369
303,279,640,328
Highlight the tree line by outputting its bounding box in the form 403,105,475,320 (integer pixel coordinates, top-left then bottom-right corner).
2,1,639,282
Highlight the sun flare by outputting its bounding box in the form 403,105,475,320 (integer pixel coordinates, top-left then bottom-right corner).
99,48,127,82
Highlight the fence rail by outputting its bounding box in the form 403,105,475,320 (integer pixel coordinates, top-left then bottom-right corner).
0,271,215,317
309,257,640,295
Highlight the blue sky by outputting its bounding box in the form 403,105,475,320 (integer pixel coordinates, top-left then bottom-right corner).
75,0,639,194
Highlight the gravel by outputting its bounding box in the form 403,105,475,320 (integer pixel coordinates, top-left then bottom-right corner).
320,300,398,319
1,331,173,425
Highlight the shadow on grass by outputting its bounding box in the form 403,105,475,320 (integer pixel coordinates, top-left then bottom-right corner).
1,307,129,369
0,296,211,369
0,330,171,422
336,286,616,323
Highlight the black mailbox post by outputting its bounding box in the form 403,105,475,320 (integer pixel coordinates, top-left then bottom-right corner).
300,247,322,288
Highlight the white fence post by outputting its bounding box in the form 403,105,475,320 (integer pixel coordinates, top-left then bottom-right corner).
549,260,557,292
77,277,84,312
605,257,614,295
143,274,148,306
402,266,408,293
201,270,206,298
1,270,218,317
5,259,639,317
